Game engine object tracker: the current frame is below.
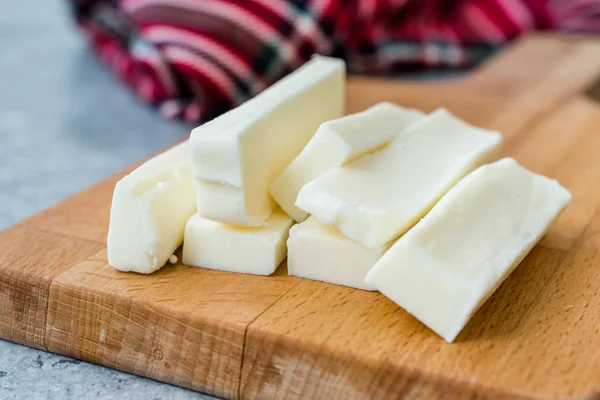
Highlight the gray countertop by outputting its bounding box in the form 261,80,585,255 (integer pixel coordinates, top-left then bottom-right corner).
0,0,212,398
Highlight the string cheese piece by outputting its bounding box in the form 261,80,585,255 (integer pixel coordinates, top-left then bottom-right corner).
296,108,503,248
287,217,391,290
366,158,572,342
270,102,424,222
107,142,196,274
191,56,345,226
182,208,294,275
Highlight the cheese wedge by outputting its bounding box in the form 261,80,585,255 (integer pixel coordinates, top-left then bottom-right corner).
182,208,294,275
296,108,503,248
287,217,391,290
270,102,424,222
365,158,572,342
191,56,345,226
107,142,196,274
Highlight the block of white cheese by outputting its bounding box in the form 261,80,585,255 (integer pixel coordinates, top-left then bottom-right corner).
195,180,275,227
365,158,572,342
270,102,424,222
287,217,391,290
191,56,345,226
296,108,503,248
107,142,196,274
182,208,294,275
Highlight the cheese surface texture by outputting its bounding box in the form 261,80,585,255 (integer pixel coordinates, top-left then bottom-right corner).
182,208,294,275
191,56,345,226
287,217,391,290
195,180,275,227
107,142,196,274
296,108,503,248
365,158,572,342
270,102,424,222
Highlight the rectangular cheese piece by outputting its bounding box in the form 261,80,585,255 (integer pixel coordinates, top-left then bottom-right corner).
107,142,196,274
270,102,424,222
191,56,345,226
287,217,391,290
296,108,503,248
195,180,275,227
182,208,294,275
365,158,572,342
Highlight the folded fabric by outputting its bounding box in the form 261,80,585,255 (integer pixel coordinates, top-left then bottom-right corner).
68,0,600,122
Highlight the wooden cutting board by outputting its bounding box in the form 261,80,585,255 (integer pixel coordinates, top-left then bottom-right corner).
2,34,600,400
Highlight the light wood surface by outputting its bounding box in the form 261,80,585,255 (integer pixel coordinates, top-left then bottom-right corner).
2,34,600,399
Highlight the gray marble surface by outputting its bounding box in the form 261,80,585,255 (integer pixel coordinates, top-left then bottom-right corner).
0,0,213,398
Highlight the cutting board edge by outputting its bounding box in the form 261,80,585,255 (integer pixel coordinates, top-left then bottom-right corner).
239,326,548,400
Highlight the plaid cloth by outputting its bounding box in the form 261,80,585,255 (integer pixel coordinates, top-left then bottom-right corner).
69,0,600,122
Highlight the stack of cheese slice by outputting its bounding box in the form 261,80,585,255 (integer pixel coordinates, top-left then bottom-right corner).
107,55,345,275
107,55,571,342
270,102,424,222
183,55,346,275
287,108,503,290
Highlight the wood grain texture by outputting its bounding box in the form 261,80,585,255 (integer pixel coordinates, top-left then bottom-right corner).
46,253,299,399
24,176,118,243
0,225,102,348
0,34,599,399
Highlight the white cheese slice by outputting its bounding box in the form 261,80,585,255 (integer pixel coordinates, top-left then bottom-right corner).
190,56,345,226
296,108,503,248
287,217,391,290
182,208,294,275
270,102,424,222
107,142,196,274
365,158,572,342
195,179,275,227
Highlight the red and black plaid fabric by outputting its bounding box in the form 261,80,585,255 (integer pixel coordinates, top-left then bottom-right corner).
69,0,600,122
